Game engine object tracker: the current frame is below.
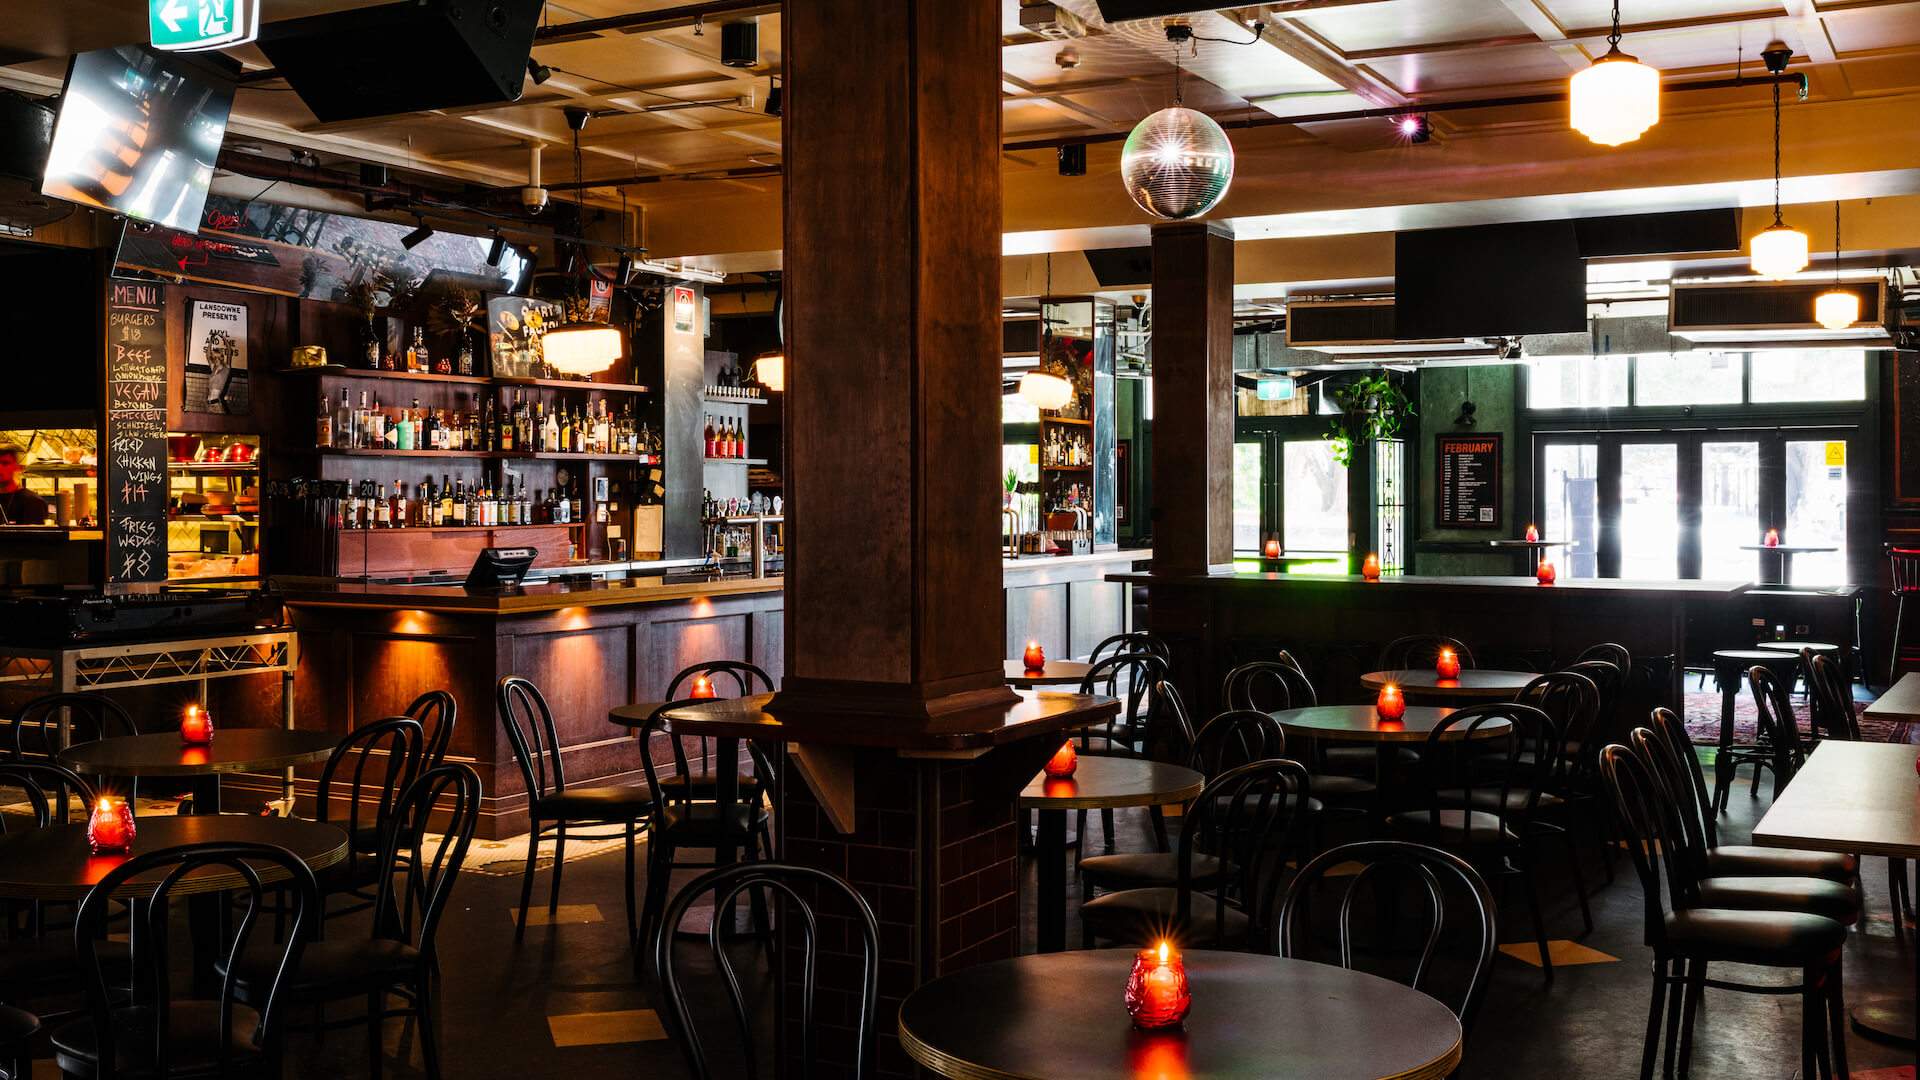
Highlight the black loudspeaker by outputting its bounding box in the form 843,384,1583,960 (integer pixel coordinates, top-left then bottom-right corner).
720,20,758,68
259,0,543,122
1057,143,1086,176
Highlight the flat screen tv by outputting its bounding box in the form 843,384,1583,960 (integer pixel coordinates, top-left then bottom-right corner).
42,45,233,231
1394,220,1586,340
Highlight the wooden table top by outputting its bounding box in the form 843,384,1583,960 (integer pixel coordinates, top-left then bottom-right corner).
1359,669,1535,698
1753,741,1920,859
1003,659,1094,688
660,692,1120,754
1865,673,1920,726
898,949,1463,1080
1269,705,1499,744
0,816,348,902
58,729,338,777
1017,757,1204,811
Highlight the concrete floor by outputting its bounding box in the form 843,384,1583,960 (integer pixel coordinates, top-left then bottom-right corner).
36,757,1911,1080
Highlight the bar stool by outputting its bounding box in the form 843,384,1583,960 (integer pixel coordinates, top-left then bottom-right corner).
1707,649,1801,814
1887,545,1920,686
1754,640,1844,703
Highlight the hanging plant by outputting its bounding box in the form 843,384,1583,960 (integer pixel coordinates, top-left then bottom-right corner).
1324,372,1415,466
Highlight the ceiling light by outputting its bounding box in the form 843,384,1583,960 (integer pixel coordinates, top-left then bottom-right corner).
1394,114,1430,143
541,323,624,376
1814,200,1858,330
527,58,552,86
486,231,505,267
1018,370,1074,410
1120,35,1233,220
1749,45,1806,279
401,219,434,250
1570,2,1660,147
753,350,784,393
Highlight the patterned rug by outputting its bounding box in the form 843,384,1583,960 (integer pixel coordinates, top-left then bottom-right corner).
1680,685,1911,749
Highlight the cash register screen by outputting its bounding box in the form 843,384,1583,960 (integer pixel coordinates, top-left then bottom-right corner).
464,547,536,591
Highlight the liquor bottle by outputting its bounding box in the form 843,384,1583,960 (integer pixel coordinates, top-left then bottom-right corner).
391,481,407,528
516,391,532,449
573,406,586,454
359,480,375,529
374,482,392,528
542,401,560,453
559,404,572,454
704,415,716,458
404,330,418,372
439,475,455,526
569,479,583,525
316,393,334,449
411,327,430,374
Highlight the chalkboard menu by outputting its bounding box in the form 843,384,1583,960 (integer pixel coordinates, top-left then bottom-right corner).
104,279,168,582
1436,434,1501,530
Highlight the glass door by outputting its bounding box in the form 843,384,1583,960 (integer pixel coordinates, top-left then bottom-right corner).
1617,440,1680,580
1232,427,1353,566
1539,441,1599,579
1700,440,1760,581
1784,437,1849,585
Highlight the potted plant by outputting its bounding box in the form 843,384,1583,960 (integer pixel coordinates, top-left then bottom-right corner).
1324,372,1415,466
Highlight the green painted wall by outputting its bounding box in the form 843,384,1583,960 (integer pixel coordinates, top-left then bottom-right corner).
1416,366,1521,575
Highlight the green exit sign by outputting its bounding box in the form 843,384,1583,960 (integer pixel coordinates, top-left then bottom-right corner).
150,0,257,52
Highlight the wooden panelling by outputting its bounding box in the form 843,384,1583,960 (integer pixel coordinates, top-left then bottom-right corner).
333,525,573,576
1149,223,1236,576
643,613,749,699
512,624,632,741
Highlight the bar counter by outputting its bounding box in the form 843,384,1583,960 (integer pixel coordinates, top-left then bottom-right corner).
275,571,784,614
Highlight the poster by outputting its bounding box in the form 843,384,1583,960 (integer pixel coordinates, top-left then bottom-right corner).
184,299,249,414
1435,434,1501,529
487,295,562,377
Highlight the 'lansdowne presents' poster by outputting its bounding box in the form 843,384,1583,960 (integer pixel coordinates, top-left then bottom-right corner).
183,300,249,414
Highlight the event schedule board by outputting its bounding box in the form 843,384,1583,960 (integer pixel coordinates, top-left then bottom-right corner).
105,279,168,583
1436,433,1501,529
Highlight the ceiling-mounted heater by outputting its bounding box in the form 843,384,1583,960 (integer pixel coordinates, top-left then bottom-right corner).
1669,279,1890,349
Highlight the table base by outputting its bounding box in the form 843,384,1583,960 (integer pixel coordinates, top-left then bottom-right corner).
1850,997,1917,1047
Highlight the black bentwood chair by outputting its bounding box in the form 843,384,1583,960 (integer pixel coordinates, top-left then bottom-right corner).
317,717,424,919
0,1005,35,1080
0,763,100,1001
1376,635,1477,673
498,675,655,943
10,693,136,805
1600,742,1850,1080
225,764,481,1080
403,690,458,771
1276,840,1498,1041
655,863,880,1080
650,660,776,801
53,842,320,1080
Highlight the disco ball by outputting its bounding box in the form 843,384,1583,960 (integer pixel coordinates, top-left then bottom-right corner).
1120,106,1235,220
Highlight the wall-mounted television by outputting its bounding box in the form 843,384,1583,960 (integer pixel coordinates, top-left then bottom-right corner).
41,45,233,231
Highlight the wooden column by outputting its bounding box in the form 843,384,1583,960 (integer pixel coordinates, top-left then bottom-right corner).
1148,221,1236,576
778,0,1015,719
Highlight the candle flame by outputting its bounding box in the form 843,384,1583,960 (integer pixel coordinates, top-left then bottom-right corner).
1157,941,1170,964
97,797,112,812
1026,640,1039,650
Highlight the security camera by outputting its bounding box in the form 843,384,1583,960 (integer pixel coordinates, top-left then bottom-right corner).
520,186,549,212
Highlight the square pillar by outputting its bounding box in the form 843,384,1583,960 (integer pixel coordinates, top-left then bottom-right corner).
1148,221,1236,576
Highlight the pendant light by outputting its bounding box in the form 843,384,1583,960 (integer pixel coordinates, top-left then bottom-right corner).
752,349,784,392
1120,39,1234,220
543,111,626,375
1570,1,1660,146
1749,47,1808,279
1813,201,1859,330
1018,369,1074,410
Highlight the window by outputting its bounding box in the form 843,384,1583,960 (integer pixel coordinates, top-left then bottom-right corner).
1282,440,1347,553
1618,443,1679,579
1002,395,1040,425
1701,441,1760,580
1784,439,1848,585
1634,353,1742,406
1540,443,1599,578
1233,441,1262,552
1527,355,1628,409
1752,351,1866,403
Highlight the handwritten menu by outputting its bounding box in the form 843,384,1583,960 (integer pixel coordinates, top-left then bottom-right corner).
105,280,168,582
1436,434,1501,530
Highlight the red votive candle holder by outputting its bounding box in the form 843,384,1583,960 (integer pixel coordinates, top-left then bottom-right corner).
1125,941,1191,1031
1536,560,1557,585
1361,553,1381,581
690,675,716,699
179,703,214,745
86,796,135,855
1043,741,1078,779
1022,640,1046,671
1435,647,1460,680
1524,523,1540,543
1763,528,1780,548
1375,683,1406,722
1262,537,1281,559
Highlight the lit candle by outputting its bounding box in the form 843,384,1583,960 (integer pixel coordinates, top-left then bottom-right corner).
179,703,214,745
1023,640,1046,671
1125,941,1191,1031
1262,537,1281,559
1043,740,1078,779
1525,523,1540,543
1361,553,1381,581
1435,647,1460,680
1763,528,1780,548
1537,560,1557,585
690,675,716,699
86,796,135,854
1375,683,1406,721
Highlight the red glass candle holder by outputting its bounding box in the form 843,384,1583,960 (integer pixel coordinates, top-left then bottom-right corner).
1375,684,1406,721
1262,537,1281,559
1360,553,1381,581
1763,528,1780,548
179,704,214,745
1435,648,1460,680
1124,942,1191,1031
1022,640,1046,672
1524,523,1540,543
690,675,716,699
86,797,135,855
1536,560,1557,585
1043,741,1078,779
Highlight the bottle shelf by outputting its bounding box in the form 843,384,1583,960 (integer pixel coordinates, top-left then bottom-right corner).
1042,415,1091,426
704,457,769,466
286,365,648,394
304,447,657,462
702,390,769,406
168,460,259,473
495,375,651,394
1041,464,1092,472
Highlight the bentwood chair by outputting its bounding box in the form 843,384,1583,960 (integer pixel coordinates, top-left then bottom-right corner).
0,763,99,999
498,675,655,944
314,717,423,921
1068,655,1173,855
1598,743,1850,1080
1080,758,1313,951
1088,630,1171,668
0,1005,35,1080
54,841,320,1080
226,765,481,1080
9,693,135,805
648,661,775,802
655,863,879,1080
1376,635,1476,673
403,690,458,770
1886,544,1920,686
1276,840,1498,1041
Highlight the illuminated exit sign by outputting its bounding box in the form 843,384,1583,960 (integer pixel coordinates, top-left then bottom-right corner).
150,0,258,52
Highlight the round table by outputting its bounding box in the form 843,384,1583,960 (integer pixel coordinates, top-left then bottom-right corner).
1271,704,1502,796
0,815,348,902
1004,659,1093,688
898,949,1463,1080
1018,758,1204,954
1359,669,1535,701
1486,537,1571,574
1738,544,1837,585
59,729,337,815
